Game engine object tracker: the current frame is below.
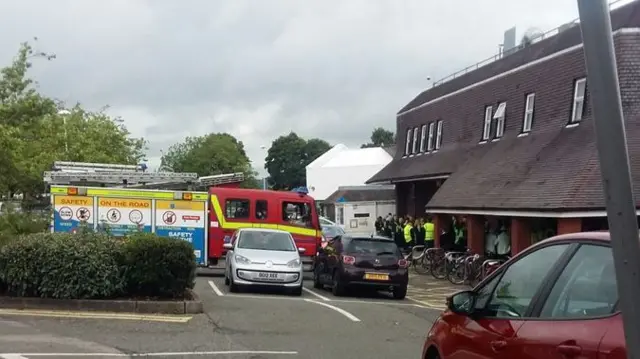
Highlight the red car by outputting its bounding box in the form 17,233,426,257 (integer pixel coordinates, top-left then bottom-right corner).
423,231,625,359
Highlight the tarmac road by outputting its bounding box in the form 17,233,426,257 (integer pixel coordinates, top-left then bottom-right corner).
0,274,447,359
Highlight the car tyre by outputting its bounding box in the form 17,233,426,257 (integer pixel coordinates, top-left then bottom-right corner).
313,268,323,289
229,268,239,293
224,269,230,286
392,285,407,300
289,285,303,296
332,270,345,296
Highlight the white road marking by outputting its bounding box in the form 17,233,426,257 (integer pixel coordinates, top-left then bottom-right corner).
225,294,303,301
301,287,331,301
0,351,298,357
208,280,224,297
303,299,361,322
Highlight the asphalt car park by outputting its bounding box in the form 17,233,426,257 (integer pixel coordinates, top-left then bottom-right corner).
0,276,445,359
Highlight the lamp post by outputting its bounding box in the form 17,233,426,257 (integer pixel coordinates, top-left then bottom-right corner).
260,145,268,190
57,109,70,155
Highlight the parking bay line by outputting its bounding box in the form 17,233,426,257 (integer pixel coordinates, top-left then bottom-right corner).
0,350,298,357
303,299,361,322
208,280,224,296
0,309,192,323
223,293,440,309
301,287,331,301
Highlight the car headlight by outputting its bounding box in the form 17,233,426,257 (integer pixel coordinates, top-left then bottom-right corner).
287,258,301,268
235,254,251,265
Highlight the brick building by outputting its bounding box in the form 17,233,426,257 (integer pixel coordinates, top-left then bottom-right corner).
367,1,640,255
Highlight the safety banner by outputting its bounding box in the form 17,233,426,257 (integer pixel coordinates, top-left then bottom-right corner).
53,195,94,233
155,200,206,265
97,197,152,236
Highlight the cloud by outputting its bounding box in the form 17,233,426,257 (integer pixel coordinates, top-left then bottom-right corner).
0,0,599,175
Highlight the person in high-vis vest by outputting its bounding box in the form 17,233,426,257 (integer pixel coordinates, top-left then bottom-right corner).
453,216,467,251
403,218,414,248
424,216,435,249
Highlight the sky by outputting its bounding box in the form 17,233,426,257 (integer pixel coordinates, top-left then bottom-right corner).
0,0,628,176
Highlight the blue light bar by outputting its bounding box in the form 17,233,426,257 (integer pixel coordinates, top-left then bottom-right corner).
291,186,309,194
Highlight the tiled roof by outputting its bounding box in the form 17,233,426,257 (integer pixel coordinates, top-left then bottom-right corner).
427,122,640,211
368,0,640,211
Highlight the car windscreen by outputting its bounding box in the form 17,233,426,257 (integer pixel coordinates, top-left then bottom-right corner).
322,225,344,238
345,238,399,256
237,231,296,251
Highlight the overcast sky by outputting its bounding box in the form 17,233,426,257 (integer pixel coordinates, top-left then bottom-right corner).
0,0,628,176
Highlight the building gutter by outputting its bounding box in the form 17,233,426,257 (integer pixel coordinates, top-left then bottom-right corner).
426,208,640,218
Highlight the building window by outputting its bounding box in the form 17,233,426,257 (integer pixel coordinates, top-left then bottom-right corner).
482,106,493,141
523,93,535,133
435,120,443,150
404,128,412,156
412,126,419,154
571,78,587,123
225,199,250,219
494,102,506,138
419,124,427,152
427,122,435,151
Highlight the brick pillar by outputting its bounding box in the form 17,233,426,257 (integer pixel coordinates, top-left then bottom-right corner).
467,215,485,254
511,217,532,255
558,218,582,234
433,214,451,248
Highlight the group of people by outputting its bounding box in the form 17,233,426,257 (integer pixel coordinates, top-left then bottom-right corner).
374,214,510,258
374,214,439,250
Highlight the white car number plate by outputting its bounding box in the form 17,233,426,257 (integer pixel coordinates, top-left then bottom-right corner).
257,272,281,281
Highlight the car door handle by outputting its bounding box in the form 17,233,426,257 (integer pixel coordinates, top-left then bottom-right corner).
490,340,507,351
556,344,582,357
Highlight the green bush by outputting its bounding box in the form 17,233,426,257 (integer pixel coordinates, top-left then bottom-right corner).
0,231,196,300
0,232,125,299
0,205,50,246
122,233,196,299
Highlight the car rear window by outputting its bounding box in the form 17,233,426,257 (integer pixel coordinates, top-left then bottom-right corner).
345,238,399,255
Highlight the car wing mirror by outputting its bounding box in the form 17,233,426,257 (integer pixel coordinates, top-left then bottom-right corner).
223,243,233,250
298,247,306,254
446,290,477,316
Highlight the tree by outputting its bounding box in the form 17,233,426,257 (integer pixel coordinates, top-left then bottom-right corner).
264,132,331,190
361,127,395,148
160,133,259,188
0,41,147,199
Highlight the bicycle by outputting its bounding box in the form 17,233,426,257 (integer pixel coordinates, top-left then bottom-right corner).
414,247,443,275
447,252,479,285
431,250,467,280
401,245,426,272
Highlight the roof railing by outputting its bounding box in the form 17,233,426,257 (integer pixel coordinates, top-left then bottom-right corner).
431,0,629,88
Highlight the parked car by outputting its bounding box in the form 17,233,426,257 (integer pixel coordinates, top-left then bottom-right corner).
224,228,305,295
422,231,623,359
320,216,336,226
313,234,409,299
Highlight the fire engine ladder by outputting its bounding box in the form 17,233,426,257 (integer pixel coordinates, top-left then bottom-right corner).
43,161,198,187
127,172,245,190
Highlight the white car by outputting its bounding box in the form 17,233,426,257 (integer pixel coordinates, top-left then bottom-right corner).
224,228,304,295
319,216,335,226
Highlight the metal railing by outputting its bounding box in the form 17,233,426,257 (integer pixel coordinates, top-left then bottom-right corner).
431,0,630,88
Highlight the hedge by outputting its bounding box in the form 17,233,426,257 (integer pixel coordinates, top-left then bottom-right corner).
0,230,196,300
